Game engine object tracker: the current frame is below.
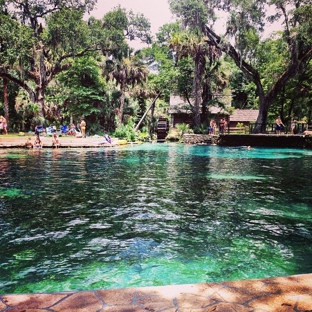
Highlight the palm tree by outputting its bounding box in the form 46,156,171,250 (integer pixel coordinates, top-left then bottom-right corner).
103,57,149,126
169,31,221,128
202,59,228,122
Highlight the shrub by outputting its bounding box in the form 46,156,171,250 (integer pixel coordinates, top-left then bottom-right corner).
113,123,138,142
176,123,193,136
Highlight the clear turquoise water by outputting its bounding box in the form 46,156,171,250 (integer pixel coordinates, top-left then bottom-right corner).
0,143,312,294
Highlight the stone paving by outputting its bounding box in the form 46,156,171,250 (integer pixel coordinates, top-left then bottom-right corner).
0,274,312,311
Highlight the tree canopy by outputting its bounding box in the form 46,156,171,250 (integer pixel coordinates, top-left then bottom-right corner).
0,0,151,124
169,0,312,131
1,0,312,135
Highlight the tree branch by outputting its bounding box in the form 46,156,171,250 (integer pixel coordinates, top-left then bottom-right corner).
204,25,260,83
0,72,36,102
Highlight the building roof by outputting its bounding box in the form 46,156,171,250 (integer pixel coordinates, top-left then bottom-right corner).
169,95,227,115
230,109,259,122
169,95,192,114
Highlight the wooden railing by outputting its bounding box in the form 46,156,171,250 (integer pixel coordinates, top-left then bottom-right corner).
227,127,247,134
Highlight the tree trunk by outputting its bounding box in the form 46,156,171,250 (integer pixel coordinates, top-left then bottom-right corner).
204,25,312,134
252,81,269,133
3,72,9,129
253,98,269,133
118,80,126,126
201,80,211,124
37,51,46,117
193,58,201,128
36,86,45,117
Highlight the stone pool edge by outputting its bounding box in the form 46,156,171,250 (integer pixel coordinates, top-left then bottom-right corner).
1,273,311,311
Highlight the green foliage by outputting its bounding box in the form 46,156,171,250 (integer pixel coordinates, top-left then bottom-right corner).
127,10,152,44
46,8,90,54
167,10,223,128
156,22,180,45
103,55,149,126
0,14,34,66
175,123,193,136
2,0,312,133
175,57,194,98
56,56,107,121
0,187,22,198
102,6,151,57
31,116,45,128
0,1,152,126
168,0,312,132
169,0,209,31
139,42,176,99
194,123,208,134
229,68,257,109
137,131,150,142
113,123,138,142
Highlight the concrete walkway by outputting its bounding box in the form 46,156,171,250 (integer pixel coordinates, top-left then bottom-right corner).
0,135,123,148
0,274,312,311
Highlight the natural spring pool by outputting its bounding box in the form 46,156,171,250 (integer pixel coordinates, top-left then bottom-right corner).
0,143,312,294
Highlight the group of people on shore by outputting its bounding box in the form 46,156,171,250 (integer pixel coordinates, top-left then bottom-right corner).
208,118,228,135
276,116,297,135
207,116,298,135
65,119,86,137
24,118,88,148
0,113,302,140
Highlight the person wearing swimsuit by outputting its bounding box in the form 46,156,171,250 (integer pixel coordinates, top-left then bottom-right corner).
219,118,225,134
275,116,284,135
80,119,86,138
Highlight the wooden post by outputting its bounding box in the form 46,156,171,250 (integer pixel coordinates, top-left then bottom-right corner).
134,92,161,131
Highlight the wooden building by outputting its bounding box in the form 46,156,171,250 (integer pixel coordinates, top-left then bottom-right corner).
228,109,259,128
169,95,228,128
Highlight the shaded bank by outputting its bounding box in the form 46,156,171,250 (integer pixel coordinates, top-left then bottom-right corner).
1,134,312,148
183,133,312,148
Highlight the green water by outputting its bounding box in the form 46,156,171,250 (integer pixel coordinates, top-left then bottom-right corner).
0,143,311,294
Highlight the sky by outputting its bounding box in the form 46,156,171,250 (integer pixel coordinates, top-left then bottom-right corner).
86,0,175,49
85,0,281,50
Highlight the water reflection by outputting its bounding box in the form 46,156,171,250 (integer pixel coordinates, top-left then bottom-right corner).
0,144,312,294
